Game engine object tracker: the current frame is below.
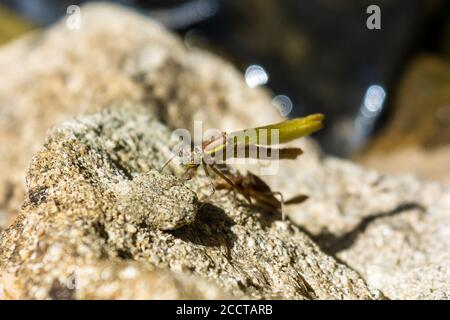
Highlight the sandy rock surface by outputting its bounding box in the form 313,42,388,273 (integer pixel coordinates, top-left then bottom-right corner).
0,2,281,229
0,107,382,299
0,3,448,300
275,158,450,299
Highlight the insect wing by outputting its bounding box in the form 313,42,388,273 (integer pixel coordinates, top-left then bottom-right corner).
226,145,303,161
229,113,324,146
285,194,309,205
247,171,272,193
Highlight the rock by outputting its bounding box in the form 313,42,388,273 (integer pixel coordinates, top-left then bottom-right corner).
0,107,382,299
0,3,448,300
337,196,450,300
357,145,450,184
356,55,450,183
0,2,281,230
375,55,450,149
274,157,450,299
116,170,199,231
229,56,450,300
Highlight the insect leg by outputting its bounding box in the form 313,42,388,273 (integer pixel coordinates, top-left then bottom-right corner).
201,161,216,199
272,191,285,220
260,191,286,220
209,164,239,201
160,154,176,172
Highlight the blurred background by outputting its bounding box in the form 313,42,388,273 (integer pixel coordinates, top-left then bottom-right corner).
0,0,449,181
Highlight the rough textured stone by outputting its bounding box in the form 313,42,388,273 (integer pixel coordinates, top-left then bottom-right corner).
0,107,382,300
271,156,450,299
0,2,281,229
0,3,448,300
358,145,450,184
116,170,199,231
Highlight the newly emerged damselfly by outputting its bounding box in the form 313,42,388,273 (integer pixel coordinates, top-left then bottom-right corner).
161,113,324,218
